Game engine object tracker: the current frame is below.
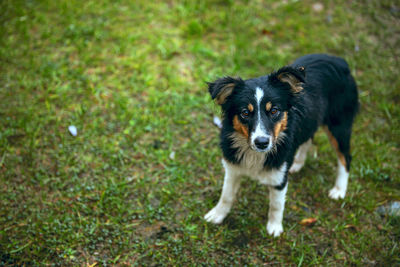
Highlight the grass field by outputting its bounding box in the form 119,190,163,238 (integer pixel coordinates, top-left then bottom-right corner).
1,0,399,265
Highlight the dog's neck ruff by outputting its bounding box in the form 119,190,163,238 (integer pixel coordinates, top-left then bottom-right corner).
229,132,267,170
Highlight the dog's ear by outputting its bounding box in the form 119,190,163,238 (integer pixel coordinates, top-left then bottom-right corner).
207,76,243,105
269,66,306,93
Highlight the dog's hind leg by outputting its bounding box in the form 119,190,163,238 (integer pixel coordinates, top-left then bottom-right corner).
289,139,312,173
324,126,352,199
204,159,241,224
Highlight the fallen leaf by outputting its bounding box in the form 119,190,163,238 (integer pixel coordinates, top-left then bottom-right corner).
261,29,273,36
299,218,317,226
344,224,358,231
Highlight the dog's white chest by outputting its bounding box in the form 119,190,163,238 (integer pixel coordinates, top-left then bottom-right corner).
223,159,287,187
249,163,287,186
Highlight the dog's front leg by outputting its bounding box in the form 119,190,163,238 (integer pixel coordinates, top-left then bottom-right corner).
204,160,240,224
267,182,288,237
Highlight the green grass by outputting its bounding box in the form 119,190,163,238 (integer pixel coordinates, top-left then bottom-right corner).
1,0,399,265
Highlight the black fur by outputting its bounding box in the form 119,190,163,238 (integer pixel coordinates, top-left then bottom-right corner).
208,76,244,100
208,54,359,190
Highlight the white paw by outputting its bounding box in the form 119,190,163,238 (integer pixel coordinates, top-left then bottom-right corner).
289,162,304,173
266,221,283,237
204,206,228,224
329,186,346,199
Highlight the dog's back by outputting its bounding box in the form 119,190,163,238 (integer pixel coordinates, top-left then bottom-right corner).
292,54,359,126
292,54,359,174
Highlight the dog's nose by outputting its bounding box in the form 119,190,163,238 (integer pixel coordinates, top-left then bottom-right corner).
254,136,270,150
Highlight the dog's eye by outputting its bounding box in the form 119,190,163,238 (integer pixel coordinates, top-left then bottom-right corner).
270,107,279,116
240,109,250,118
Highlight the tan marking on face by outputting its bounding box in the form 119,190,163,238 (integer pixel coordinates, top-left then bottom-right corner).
216,83,235,105
281,112,288,131
324,127,347,168
248,103,254,112
266,102,272,111
233,115,249,138
273,112,288,138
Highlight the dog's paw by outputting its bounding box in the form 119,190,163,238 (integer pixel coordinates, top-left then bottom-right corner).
204,206,228,224
328,186,346,200
266,221,283,237
289,162,304,173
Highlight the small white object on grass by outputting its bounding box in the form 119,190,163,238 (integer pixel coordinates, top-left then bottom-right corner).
312,3,324,12
169,151,175,160
125,176,134,182
68,125,77,136
213,116,222,129
376,201,400,217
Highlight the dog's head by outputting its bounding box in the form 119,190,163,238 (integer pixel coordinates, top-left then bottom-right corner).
208,66,305,153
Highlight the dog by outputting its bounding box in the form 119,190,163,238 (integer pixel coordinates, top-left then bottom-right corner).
204,54,359,237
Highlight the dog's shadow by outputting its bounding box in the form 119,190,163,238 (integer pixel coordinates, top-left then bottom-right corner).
221,213,266,248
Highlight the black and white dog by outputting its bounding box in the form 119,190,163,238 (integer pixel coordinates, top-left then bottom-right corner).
204,54,359,237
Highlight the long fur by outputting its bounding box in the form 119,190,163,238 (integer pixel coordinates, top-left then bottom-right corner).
204,54,359,237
